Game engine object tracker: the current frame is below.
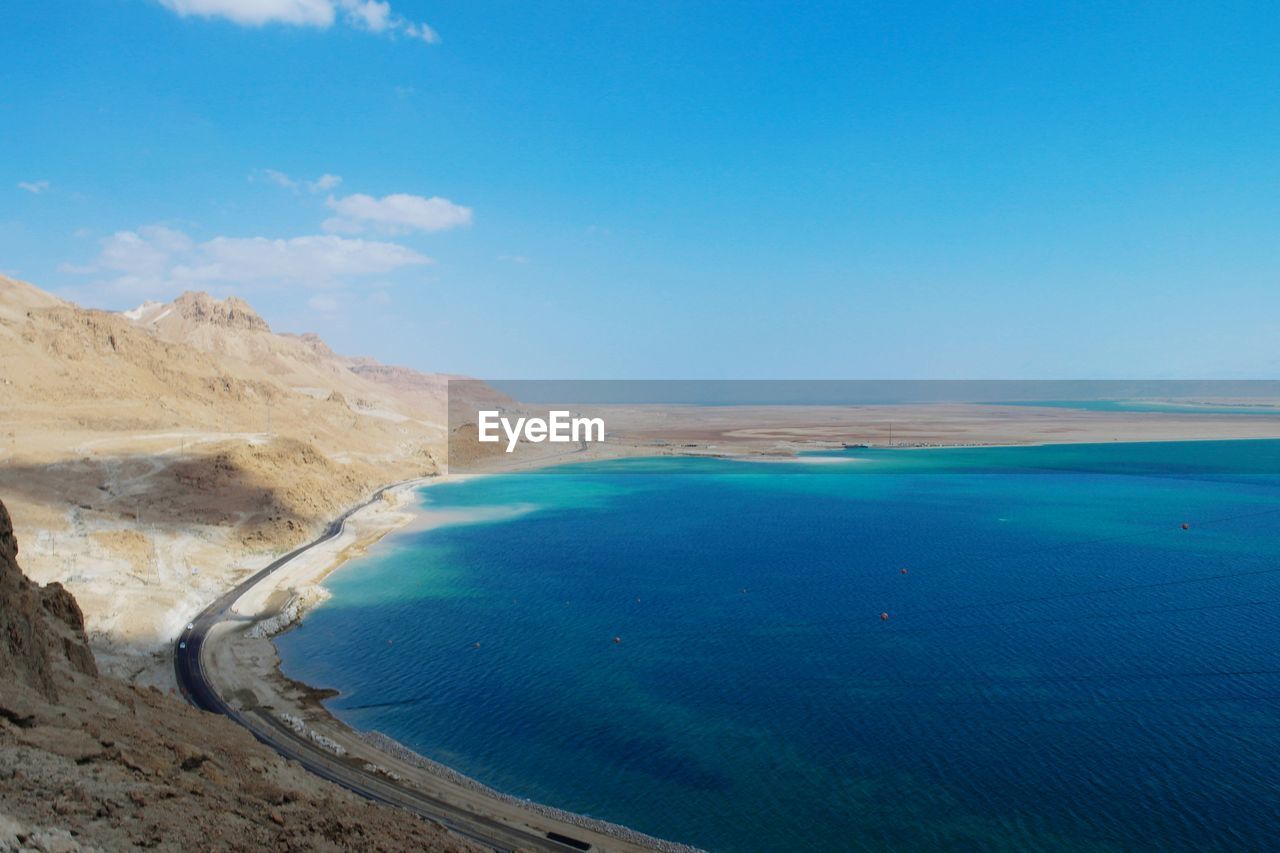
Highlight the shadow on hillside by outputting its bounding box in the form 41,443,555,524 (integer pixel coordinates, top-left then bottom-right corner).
0,449,333,548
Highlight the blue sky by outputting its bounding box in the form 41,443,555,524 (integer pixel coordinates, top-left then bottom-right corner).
3,2,1279,378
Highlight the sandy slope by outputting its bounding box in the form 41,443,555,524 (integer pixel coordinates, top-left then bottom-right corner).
0,276,451,685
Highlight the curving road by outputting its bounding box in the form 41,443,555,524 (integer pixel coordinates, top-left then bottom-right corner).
173,481,600,853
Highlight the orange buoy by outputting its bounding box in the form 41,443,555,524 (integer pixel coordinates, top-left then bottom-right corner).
880,612,890,621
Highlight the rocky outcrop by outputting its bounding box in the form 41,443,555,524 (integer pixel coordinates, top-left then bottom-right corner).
0,498,472,851
0,500,96,702
171,291,271,333
285,331,338,358
243,587,330,639
349,362,444,392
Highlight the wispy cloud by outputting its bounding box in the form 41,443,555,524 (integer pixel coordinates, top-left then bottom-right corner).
336,0,439,42
182,234,427,282
324,192,473,235
18,180,51,194
157,0,335,26
310,173,343,192
308,293,340,312
156,0,439,43
97,225,194,278
65,223,431,297
253,168,343,194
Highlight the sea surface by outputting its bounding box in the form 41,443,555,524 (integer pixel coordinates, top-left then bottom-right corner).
276,441,1280,851
986,399,1280,415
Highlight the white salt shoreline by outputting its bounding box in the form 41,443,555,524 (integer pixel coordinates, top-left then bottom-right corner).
236,474,491,637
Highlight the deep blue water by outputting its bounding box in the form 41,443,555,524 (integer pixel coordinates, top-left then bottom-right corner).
277,441,1280,851
986,399,1280,416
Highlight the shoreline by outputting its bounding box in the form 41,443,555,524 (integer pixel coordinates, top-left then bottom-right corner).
234,474,480,632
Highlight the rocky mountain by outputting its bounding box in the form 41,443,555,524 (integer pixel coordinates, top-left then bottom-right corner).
127,291,271,332
125,289,449,423
0,499,96,703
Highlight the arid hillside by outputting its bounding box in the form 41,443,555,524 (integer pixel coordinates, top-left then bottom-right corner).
0,497,473,851
125,291,453,424
0,275,452,682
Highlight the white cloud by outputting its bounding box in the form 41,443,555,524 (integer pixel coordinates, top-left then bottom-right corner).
308,294,340,312
157,0,439,43
324,192,472,234
498,254,530,264
254,169,342,193
334,0,438,41
177,234,428,282
339,0,390,31
65,224,431,297
157,0,334,27
257,168,298,190
309,173,342,192
18,180,50,194
98,226,193,277
403,20,440,44
140,225,197,254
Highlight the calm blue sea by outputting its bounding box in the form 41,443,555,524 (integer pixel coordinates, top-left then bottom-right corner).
276,441,1280,851
986,399,1280,416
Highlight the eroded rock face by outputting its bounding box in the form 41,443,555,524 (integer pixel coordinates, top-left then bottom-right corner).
171,291,271,333
0,499,97,702
0,498,16,563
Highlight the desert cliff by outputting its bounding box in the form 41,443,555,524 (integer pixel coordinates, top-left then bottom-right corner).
0,497,473,851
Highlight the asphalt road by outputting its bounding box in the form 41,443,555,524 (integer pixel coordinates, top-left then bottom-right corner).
173,480,592,853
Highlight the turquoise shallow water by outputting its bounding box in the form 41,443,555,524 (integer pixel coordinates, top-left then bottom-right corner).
277,441,1280,851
